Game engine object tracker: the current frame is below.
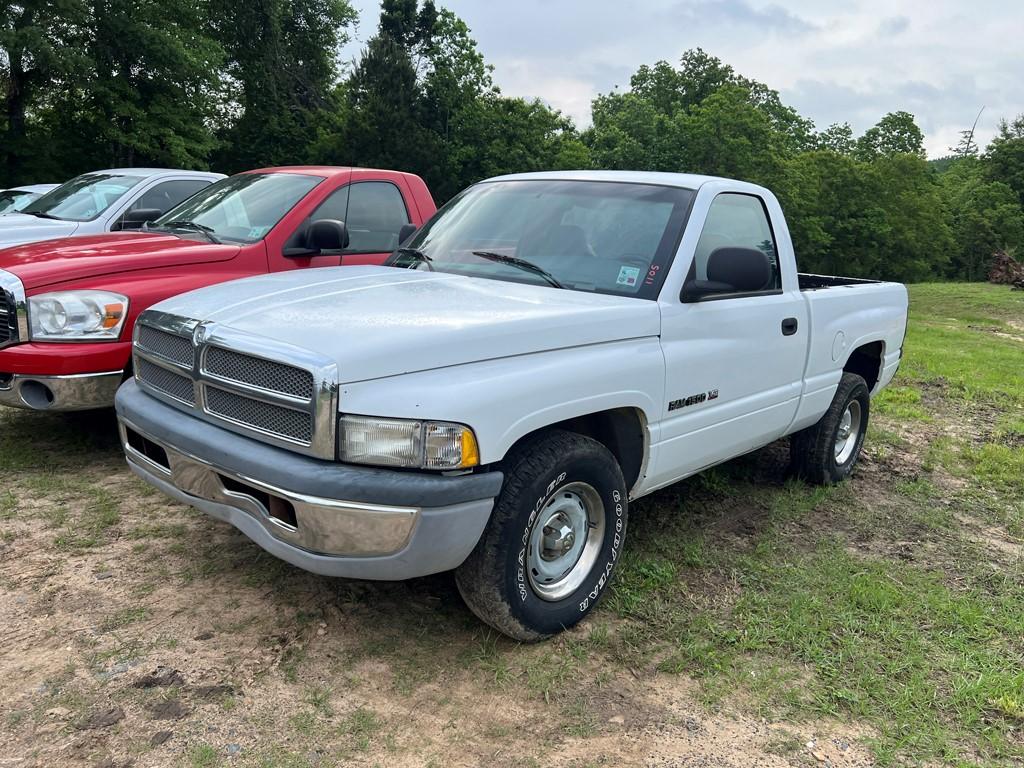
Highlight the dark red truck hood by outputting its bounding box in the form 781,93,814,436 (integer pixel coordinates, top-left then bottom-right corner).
0,231,241,290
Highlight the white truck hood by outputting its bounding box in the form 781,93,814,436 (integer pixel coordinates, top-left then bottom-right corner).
0,213,79,246
153,266,662,383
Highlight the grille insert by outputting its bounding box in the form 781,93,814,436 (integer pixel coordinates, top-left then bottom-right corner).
137,326,194,366
204,346,314,400
137,357,195,404
204,385,313,443
0,294,14,346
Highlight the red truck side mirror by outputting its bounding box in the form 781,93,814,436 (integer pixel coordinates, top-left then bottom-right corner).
284,218,349,257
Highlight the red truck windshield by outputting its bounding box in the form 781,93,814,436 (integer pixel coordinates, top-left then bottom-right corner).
391,180,694,299
152,173,322,244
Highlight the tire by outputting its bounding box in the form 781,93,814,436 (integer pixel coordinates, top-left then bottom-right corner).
791,372,870,485
455,430,628,642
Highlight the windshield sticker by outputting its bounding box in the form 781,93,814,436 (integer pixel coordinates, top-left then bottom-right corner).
616,265,641,288
248,226,269,239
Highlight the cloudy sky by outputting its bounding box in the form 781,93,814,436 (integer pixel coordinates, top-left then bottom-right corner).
339,0,1020,158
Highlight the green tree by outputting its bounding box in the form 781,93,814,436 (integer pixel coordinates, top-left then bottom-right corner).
324,2,585,201
779,149,953,282
674,85,786,183
871,153,955,281
211,0,356,172
816,123,856,154
984,114,1024,206
855,111,926,160
587,49,811,176
0,0,88,184
778,150,888,277
77,0,224,168
940,157,1024,279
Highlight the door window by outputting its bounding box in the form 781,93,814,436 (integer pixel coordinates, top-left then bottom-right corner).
343,182,410,253
692,193,780,290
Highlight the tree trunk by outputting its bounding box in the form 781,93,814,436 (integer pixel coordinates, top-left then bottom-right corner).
4,52,28,184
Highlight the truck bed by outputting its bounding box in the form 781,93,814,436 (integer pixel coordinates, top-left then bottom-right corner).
798,273,882,291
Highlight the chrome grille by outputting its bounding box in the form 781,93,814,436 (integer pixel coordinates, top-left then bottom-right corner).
137,358,196,404
132,312,336,457
204,346,314,399
137,325,194,366
0,294,13,346
204,386,313,443
0,269,25,349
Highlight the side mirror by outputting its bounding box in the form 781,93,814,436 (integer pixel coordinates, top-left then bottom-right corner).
309,219,349,251
398,223,417,245
284,219,350,257
682,247,772,301
115,208,164,231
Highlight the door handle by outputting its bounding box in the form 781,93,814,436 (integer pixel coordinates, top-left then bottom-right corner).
781,317,798,336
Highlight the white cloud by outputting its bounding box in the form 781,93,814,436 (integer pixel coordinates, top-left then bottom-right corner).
342,0,1022,158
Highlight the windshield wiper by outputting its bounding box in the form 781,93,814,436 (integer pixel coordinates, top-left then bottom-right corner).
471,251,565,289
394,246,434,271
24,211,64,221
157,220,221,244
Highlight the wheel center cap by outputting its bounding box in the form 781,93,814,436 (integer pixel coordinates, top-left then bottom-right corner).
541,518,576,561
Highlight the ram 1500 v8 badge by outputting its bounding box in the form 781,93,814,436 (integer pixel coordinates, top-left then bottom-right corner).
116,171,908,641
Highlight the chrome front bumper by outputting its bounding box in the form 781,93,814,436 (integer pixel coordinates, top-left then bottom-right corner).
0,370,123,411
117,395,499,581
120,418,420,557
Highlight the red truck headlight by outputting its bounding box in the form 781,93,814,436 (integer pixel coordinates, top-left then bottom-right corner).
28,290,129,342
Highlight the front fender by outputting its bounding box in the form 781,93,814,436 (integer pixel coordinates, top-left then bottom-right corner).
337,337,665,465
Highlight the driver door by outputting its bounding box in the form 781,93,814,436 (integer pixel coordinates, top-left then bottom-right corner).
652,192,808,484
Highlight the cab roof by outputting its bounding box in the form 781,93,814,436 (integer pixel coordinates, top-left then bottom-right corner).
76,168,224,179
482,169,757,192
241,166,420,180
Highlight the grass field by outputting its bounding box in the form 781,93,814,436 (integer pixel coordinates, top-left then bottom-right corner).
0,283,1021,767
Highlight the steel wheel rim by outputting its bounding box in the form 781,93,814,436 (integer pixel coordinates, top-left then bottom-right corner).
527,481,606,602
834,400,862,465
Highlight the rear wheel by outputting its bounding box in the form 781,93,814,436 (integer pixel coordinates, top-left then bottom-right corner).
455,430,628,642
791,372,870,485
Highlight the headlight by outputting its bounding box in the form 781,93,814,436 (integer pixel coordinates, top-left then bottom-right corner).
28,290,128,341
339,415,480,470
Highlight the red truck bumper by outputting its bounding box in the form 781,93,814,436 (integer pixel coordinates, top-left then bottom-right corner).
0,341,130,411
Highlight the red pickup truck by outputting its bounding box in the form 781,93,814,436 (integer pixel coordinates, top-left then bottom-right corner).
0,166,435,411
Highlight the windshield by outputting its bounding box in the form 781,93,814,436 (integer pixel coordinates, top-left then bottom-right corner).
21,173,145,222
391,180,694,299
0,190,33,214
151,173,322,244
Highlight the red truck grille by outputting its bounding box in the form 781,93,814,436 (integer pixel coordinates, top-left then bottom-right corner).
0,295,13,346
0,269,25,349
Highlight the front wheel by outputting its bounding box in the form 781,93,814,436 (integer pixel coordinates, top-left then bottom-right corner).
791,372,870,485
455,430,628,642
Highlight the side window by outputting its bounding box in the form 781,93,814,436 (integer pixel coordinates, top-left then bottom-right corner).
343,182,410,253
311,185,350,223
132,180,211,215
692,193,780,291
290,185,352,254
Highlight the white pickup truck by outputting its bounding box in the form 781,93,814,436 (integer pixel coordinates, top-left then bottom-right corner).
116,171,908,640
0,168,223,248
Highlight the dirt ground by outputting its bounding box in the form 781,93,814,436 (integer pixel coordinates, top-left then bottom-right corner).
0,408,886,768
